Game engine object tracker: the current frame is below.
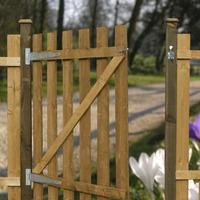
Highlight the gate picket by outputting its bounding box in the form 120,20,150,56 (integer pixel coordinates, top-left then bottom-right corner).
115,25,129,199
33,33,43,200
62,30,74,200
47,32,58,200
79,28,91,200
96,27,109,200
7,34,21,200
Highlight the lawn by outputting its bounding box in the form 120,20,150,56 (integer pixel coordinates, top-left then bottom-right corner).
1,72,200,102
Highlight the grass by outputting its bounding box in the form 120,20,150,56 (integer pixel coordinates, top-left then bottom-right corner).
1,71,200,102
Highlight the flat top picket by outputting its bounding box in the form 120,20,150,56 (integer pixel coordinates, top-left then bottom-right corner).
96,27,110,200
62,30,74,200
79,28,91,200
7,34,21,200
115,25,129,199
47,32,58,199
33,33,43,200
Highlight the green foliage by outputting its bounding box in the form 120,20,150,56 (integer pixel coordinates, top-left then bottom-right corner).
131,54,157,74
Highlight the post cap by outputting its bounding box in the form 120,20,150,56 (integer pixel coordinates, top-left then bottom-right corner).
18,19,32,24
166,18,179,23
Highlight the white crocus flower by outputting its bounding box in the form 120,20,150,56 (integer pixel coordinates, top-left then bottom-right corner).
154,148,193,188
189,180,199,200
154,149,165,188
129,153,159,200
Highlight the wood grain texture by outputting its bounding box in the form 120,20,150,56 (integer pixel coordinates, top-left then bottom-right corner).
0,177,20,187
176,34,190,200
176,170,200,180
165,18,178,200
96,27,109,200
0,57,20,66
79,28,91,200
47,32,58,200
62,31,74,200
191,50,200,59
33,56,124,174
19,20,32,200
33,34,43,200
7,34,21,200
115,25,129,200
61,180,126,199
28,47,122,61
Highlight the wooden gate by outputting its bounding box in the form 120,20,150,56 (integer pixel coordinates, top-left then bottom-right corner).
165,18,200,199
0,19,129,200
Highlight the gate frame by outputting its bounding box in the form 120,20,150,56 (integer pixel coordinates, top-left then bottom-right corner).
165,18,200,200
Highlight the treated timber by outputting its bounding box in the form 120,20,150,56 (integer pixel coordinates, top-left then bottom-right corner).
7,34,21,200
29,174,126,199
176,170,200,180
176,34,190,200
19,19,32,200
79,28,91,200
61,181,126,199
165,18,178,200
96,27,109,200
115,25,129,200
177,50,200,60
0,57,20,66
47,32,58,199
31,47,123,61
0,177,20,187
191,50,200,59
33,34,43,200
62,31,74,200
33,56,124,174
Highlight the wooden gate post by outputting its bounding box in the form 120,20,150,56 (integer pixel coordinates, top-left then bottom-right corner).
165,18,178,200
19,19,33,200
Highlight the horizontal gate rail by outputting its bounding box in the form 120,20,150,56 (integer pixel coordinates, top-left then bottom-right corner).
26,47,127,63
176,170,200,180
177,49,200,59
27,173,126,199
0,57,20,66
33,55,125,174
0,177,20,187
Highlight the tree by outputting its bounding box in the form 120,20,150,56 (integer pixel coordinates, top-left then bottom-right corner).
39,0,47,33
57,0,65,49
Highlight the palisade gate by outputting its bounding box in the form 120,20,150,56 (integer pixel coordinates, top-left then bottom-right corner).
0,19,129,199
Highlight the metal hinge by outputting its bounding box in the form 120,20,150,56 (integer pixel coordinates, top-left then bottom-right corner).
119,48,129,53
167,45,175,61
25,169,62,186
25,48,61,65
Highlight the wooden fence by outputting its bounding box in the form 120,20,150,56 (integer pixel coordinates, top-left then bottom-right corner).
165,18,200,199
0,19,129,199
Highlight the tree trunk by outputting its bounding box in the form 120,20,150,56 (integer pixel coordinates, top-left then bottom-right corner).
128,0,143,46
90,0,98,48
57,0,65,50
39,0,47,33
32,0,38,32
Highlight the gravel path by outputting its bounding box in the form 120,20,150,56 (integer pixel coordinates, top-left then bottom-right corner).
1,81,200,185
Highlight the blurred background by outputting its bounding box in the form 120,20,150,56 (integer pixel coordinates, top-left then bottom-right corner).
0,0,200,73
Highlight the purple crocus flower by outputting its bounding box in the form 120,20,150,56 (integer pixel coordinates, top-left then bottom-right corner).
189,115,200,141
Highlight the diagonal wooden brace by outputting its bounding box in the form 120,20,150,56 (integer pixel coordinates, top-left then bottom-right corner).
33,55,125,174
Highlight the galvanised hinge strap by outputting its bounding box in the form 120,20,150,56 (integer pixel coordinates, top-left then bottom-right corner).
25,48,61,65
25,169,61,186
